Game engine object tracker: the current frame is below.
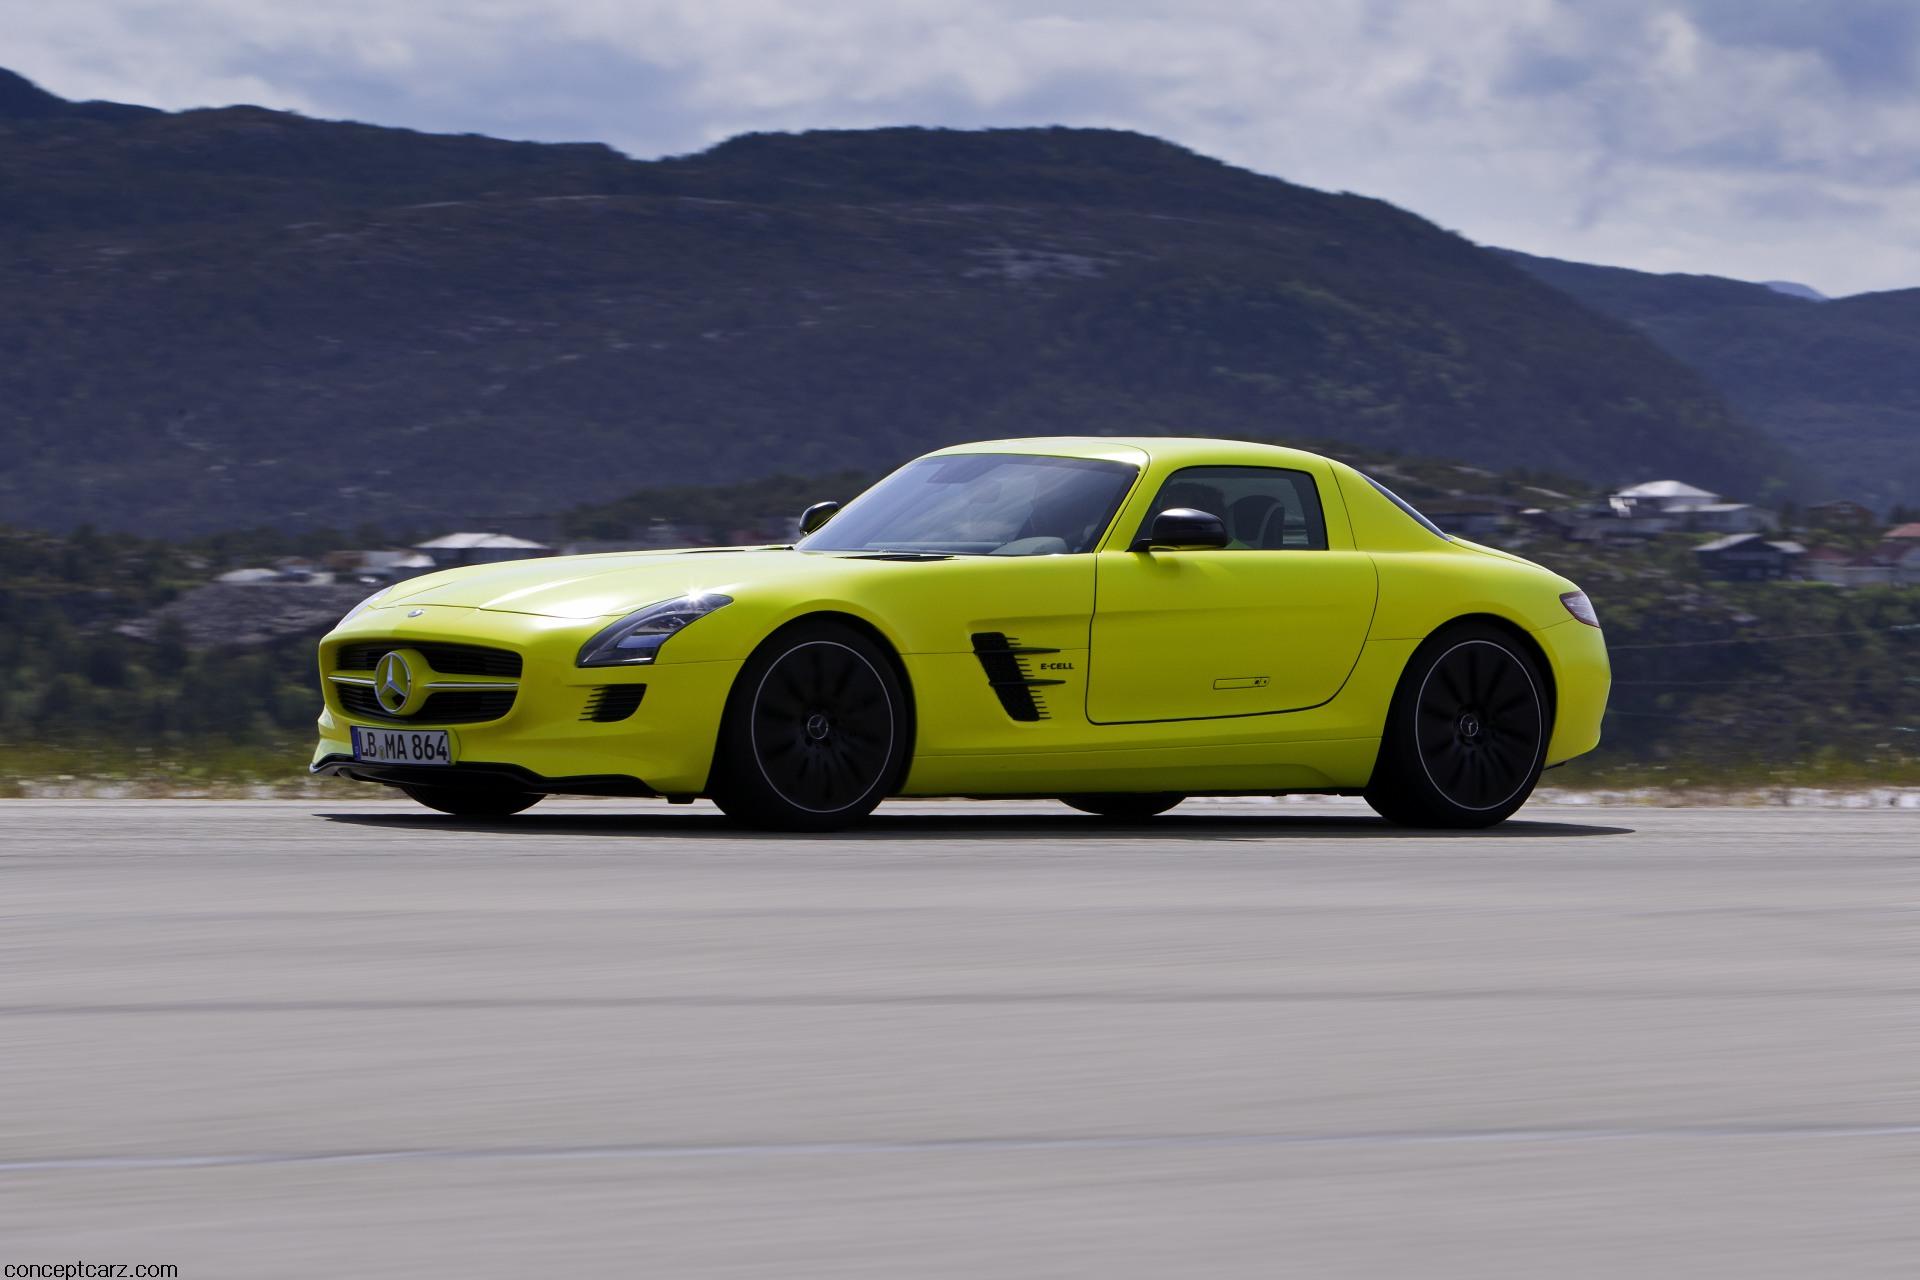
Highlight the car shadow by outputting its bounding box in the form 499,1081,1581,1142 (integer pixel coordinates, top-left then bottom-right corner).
316,810,1634,840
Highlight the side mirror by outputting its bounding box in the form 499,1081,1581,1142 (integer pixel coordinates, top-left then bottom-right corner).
797,500,841,536
1132,507,1230,552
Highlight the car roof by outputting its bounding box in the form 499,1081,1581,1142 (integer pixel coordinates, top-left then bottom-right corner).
928,436,1334,470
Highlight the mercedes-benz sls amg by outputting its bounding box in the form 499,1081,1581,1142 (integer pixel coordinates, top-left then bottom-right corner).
312,438,1609,828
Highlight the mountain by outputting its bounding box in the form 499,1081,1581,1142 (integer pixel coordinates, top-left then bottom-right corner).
0,67,161,124
0,68,1784,535
1761,281,1826,302
1497,250,1920,511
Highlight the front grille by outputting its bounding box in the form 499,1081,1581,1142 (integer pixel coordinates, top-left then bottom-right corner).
582,684,647,722
337,684,518,724
335,640,522,678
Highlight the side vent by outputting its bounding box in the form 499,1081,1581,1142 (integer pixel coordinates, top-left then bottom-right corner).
582,684,647,722
970,632,1065,723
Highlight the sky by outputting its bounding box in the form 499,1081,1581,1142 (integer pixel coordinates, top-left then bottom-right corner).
9,0,1920,296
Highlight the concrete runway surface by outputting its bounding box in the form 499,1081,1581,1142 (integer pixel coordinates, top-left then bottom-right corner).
1,798,1916,1277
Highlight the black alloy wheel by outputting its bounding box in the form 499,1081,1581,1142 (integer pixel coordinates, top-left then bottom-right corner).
1060,794,1185,820
711,621,909,831
399,783,542,818
1366,624,1549,829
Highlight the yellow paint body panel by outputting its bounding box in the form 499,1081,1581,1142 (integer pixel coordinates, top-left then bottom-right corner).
312,437,1609,797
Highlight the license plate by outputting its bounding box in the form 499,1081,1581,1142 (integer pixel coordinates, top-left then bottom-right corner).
351,726,453,766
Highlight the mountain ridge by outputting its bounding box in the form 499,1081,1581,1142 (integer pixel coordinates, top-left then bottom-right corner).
0,68,1787,534
1497,248,1920,510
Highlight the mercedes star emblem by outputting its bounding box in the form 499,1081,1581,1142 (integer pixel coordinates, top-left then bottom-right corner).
374,651,415,715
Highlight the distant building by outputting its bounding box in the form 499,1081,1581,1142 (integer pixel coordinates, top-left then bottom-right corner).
1610,480,1720,516
1882,521,1920,545
1799,540,1920,588
214,567,283,585
1421,501,1516,541
1805,500,1879,531
270,556,325,583
1517,507,1572,538
1876,541,1920,587
415,532,553,568
1801,546,1891,588
1693,533,1805,582
1679,503,1776,534
1608,480,1773,536
1578,500,1672,544
323,548,437,582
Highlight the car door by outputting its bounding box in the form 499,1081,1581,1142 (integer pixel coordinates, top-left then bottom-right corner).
1086,464,1377,723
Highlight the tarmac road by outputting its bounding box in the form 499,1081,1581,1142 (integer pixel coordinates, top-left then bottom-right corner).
1,798,1917,1277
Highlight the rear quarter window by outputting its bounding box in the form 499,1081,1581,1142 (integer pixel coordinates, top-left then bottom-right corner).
1363,475,1450,541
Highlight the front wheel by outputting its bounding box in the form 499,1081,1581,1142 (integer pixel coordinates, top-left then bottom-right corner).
709,621,910,831
1365,624,1549,829
1060,794,1184,820
399,784,542,818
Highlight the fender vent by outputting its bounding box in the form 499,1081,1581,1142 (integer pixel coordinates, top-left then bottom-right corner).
582,684,648,722
970,632,1065,723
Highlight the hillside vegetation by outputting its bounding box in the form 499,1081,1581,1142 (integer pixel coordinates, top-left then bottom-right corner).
1499,249,1920,511
2,458,1914,792
0,68,1781,536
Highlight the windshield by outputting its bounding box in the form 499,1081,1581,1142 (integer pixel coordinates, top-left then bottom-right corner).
798,453,1139,556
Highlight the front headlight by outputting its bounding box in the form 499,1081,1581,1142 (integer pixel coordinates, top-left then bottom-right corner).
1559,589,1600,628
339,586,392,626
577,594,733,667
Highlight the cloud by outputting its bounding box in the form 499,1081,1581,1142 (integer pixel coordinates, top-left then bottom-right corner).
6,0,1919,293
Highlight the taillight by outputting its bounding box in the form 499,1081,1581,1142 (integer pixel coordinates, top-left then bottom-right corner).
1560,590,1600,628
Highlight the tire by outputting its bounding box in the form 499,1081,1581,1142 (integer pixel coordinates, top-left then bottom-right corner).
1060,794,1185,820
399,783,542,818
1365,623,1550,829
709,621,910,831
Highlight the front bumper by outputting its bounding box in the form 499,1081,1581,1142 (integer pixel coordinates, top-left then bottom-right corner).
311,604,743,795
311,755,657,795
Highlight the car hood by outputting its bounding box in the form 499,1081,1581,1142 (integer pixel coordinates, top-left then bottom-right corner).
378,548,814,620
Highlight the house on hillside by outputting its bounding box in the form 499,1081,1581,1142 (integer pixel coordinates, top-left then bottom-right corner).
1878,541,1920,587
1694,533,1805,582
1610,479,1720,516
214,567,284,585
1420,499,1519,541
1583,500,1672,544
269,557,326,583
415,532,553,568
1609,479,1774,535
1806,499,1879,530
323,549,437,583
1801,546,1892,588
1868,524,1920,586
1680,503,1776,534
1798,539,1920,588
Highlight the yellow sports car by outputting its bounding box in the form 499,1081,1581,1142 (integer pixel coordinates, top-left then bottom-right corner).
312,438,1609,828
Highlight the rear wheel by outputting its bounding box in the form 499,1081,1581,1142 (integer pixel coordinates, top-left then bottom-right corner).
709,621,909,831
1060,794,1184,820
1365,623,1549,829
399,784,542,818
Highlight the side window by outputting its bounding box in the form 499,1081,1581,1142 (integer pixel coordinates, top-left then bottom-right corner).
1136,466,1328,550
